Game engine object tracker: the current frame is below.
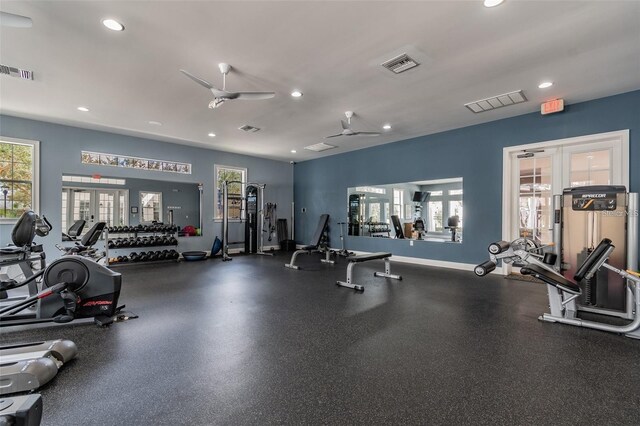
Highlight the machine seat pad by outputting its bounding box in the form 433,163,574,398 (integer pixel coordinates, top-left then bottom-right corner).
0,246,23,254
520,264,581,294
300,245,317,251
348,252,392,263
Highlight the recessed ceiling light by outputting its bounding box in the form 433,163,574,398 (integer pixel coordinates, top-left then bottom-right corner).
290,150,297,153
382,124,392,130
77,106,89,112
208,133,216,137
148,121,162,126
290,90,303,98
538,81,554,89
484,0,504,7
102,19,124,31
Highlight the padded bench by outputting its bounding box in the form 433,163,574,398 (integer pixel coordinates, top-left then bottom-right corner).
520,264,581,295
336,252,402,292
285,214,333,270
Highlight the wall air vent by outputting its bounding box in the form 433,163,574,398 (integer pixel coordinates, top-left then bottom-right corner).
238,124,260,133
381,53,419,74
304,142,336,152
464,90,527,113
0,64,34,80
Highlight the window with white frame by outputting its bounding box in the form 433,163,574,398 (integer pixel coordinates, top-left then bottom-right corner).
0,138,39,221
140,191,162,223
214,165,247,220
393,189,404,219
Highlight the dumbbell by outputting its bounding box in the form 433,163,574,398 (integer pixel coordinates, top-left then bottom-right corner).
129,252,140,262
108,240,116,249
169,237,178,245
139,252,149,262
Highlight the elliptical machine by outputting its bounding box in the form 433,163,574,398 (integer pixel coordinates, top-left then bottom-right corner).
0,211,122,327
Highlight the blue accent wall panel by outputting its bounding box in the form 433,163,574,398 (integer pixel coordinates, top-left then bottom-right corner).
294,90,640,265
0,116,294,255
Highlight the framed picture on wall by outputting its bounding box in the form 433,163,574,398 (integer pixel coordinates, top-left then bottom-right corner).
130,206,139,214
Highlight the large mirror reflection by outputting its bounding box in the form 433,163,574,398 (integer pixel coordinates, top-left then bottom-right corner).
61,174,202,239
347,177,463,243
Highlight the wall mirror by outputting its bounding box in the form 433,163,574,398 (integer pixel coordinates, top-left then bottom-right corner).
61,174,202,238
347,177,463,243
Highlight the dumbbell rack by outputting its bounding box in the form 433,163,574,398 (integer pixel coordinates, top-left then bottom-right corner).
104,226,179,266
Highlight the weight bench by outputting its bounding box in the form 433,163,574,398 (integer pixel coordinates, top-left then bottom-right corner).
285,214,334,269
336,252,402,292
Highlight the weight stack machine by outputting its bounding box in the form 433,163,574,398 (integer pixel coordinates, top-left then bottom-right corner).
553,185,638,319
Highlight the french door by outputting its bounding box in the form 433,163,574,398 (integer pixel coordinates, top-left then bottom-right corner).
508,133,626,245
62,187,128,233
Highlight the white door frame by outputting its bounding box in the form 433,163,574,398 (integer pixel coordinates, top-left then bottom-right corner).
502,129,629,273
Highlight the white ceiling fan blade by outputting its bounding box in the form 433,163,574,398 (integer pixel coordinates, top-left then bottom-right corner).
234,92,275,100
1,11,33,28
179,69,216,90
353,131,381,136
325,134,344,138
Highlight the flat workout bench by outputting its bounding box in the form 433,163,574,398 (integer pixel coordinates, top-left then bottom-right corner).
336,252,402,292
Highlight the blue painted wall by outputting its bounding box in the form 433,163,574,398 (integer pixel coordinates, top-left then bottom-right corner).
0,115,294,255
294,90,640,265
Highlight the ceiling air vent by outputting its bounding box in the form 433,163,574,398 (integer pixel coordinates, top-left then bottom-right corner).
304,142,336,152
381,53,419,74
238,124,260,133
464,90,527,113
0,64,34,80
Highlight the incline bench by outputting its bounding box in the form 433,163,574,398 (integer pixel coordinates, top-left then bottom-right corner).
285,214,334,270
336,252,402,292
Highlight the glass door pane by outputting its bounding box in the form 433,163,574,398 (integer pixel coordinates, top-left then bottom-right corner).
517,155,553,245
97,191,116,227
569,149,611,187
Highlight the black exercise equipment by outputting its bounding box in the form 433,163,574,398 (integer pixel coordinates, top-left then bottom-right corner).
445,215,460,242
285,214,333,269
1,211,51,301
0,394,43,426
245,184,259,254
61,219,86,242
0,256,122,327
391,215,404,239
57,222,106,260
182,251,207,261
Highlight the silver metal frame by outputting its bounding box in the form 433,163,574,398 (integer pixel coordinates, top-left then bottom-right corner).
336,255,402,292
541,191,639,338
285,247,333,270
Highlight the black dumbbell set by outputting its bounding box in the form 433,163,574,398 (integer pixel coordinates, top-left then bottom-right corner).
108,250,180,264
107,235,178,249
106,224,178,234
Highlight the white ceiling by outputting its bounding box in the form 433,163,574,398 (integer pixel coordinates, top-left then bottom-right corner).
1,1,639,162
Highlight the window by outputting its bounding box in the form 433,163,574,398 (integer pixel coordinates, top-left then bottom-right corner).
569,149,611,187
61,191,68,232
140,191,162,223
428,201,443,232
0,138,39,221
215,165,247,220
368,203,381,222
393,189,404,218
449,200,463,229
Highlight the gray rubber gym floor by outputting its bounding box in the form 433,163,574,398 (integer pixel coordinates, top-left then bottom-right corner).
2,253,639,425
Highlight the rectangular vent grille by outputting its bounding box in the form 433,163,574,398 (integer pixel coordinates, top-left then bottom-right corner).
464,90,527,113
304,142,336,152
0,64,34,80
381,53,419,74
238,124,260,133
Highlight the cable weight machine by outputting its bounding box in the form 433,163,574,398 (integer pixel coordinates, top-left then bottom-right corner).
222,180,275,261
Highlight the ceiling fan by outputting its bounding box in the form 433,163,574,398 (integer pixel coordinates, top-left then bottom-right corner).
0,11,33,28
180,63,275,109
325,111,381,138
